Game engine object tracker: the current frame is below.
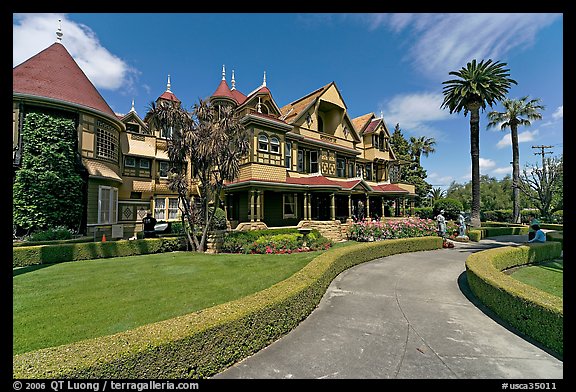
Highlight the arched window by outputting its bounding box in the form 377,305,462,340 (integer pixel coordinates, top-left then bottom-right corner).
270,136,280,153
258,134,269,151
317,115,324,133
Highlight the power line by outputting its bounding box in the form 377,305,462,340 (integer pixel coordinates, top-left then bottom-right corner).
531,145,554,175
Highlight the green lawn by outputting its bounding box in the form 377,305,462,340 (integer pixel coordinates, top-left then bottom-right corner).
509,258,563,298
13,249,330,355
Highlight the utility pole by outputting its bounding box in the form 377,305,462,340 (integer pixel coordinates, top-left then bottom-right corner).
532,145,553,177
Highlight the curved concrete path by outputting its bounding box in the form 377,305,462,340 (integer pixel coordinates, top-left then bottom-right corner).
213,235,563,379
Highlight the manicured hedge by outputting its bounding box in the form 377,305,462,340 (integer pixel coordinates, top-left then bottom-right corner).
546,231,563,248
13,236,442,379
13,237,187,268
481,221,526,228
465,242,563,357
12,236,94,247
468,226,529,242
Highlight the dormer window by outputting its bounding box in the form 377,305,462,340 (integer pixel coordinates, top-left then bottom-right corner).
126,123,140,133
305,112,312,127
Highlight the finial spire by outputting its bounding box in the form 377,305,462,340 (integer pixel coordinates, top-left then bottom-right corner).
130,99,135,113
262,71,267,87
56,19,63,43
166,75,171,92
257,97,262,113
222,64,226,81
231,69,236,90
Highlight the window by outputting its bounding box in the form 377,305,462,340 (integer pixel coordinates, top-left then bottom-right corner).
337,157,346,178
98,186,118,224
130,192,142,200
317,116,324,133
297,149,304,172
126,123,140,133
283,194,297,218
270,136,280,154
139,159,150,169
154,197,166,220
258,134,269,151
159,161,170,178
160,126,173,139
309,150,318,173
348,161,355,178
125,156,136,167
285,141,292,169
357,165,363,178
96,127,118,161
366,163,373,181
124,157,151,178
168,198,179,220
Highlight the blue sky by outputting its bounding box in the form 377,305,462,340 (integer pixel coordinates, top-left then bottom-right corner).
13,13,563,190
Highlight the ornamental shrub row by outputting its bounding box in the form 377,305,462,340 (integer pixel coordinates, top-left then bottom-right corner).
465,242,563,358
13,236,442,379
467,226,530,242
221,228,330,254
12,237,187,268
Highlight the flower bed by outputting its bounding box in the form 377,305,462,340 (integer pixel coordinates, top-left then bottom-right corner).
221,229,332,254
347,217,458,242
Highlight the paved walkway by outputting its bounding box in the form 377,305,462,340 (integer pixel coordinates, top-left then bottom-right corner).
213,235,563,379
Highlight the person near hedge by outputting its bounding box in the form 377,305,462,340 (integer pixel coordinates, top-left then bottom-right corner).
527,214,540,241
142,211,157,238
527,224,546,243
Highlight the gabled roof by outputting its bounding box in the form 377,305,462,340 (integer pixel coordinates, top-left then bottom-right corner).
351,113,374,134
119,110,149,132
279,82,332,124
237,85,282,116
13,42,116,117
364,118,382,135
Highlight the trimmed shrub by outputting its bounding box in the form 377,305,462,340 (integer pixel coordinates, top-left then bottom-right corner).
465,242,563,357
13,236,442,379
13,236,94,248
546,231,563,248
467,226,529,242
222,228,331,254
481,210,513,223
13,237,187,268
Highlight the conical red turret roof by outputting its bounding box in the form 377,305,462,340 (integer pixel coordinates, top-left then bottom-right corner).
13,42,116,117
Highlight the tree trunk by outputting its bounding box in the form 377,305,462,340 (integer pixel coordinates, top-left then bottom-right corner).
510,124,521,223
469,103,482,228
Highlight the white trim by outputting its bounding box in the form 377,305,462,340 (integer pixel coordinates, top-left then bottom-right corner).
97,185,118,224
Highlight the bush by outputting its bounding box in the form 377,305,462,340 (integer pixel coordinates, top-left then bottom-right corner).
413,207,433,219
465,242,563,357
13,236,442,379
221,228,331,254
25,226,74,242
13,237,187,268
347,217,458,242
210,208,228,230
433,199,463,220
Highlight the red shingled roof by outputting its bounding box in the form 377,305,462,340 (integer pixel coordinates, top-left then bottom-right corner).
212,79,236,102
231,89,247,105
13,42,116,117
363,119,380,135
286,176,341,187
158,90,180,103
373,183,409,193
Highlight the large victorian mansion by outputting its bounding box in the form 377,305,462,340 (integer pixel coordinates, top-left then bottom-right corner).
13,30,416,241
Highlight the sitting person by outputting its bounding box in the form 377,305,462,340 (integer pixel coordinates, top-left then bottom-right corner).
527,224,546,243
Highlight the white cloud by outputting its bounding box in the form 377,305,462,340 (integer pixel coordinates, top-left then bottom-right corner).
479,158,497,170
492,166,512,176
496,129,539,149
13,13,139,92
427,172,454,187
552,105,563,120
378,92,453,138
360,13,561,80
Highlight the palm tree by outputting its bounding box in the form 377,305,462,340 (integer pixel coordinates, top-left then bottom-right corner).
409,136,436,165
428,187,446,207
487,96,544,223
441,59,517,228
